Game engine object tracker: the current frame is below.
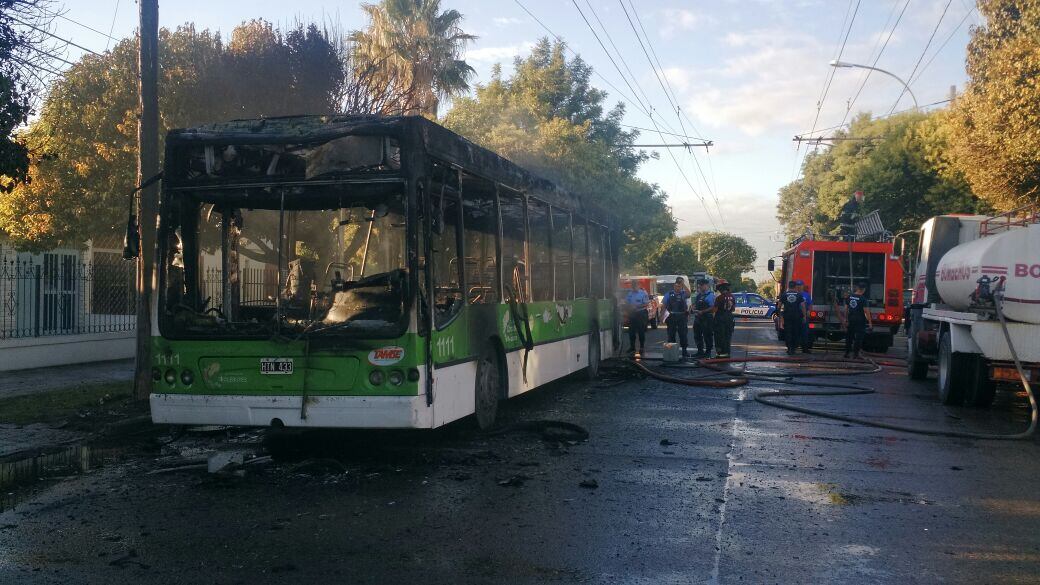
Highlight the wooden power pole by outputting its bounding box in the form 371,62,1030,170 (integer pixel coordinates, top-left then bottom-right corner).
133,0,159,401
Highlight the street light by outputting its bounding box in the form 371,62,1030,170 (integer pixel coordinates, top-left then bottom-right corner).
829,59,918,110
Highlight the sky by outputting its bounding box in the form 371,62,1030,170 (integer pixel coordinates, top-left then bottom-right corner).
48,0,978,280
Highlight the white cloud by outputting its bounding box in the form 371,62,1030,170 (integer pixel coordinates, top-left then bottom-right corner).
673,28,897,136
466,42,536,65
492,16,523,27
659,8,714,39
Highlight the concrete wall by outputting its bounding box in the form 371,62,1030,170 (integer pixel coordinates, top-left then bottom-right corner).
0,330,135,372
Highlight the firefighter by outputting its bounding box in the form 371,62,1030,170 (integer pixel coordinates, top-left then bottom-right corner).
796,279,813,354
778,280,806,355
841,281,873,359
624,279,650,355
662,276,691,358
838,190,864,240
712,279,736,358
692,278,715,358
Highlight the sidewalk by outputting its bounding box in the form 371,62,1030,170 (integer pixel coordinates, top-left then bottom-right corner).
0,358,134,400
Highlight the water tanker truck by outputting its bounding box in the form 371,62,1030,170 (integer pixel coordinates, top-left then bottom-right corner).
906,206,1040,406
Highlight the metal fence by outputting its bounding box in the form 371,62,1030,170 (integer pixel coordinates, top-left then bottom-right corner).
0,257,136,340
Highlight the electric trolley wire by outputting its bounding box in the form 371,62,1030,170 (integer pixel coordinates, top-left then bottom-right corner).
567,0,719,228
795,97,951,139
513,0,652,120
104,0,121,52
619,0,722,223
582,0,657,123
837,0,911,129
908,4,976,88
889,0,951,114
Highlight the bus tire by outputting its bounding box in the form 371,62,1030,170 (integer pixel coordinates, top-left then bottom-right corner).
586,329,601,380
474,344,503,430
965,356,996,408
937,332,970,406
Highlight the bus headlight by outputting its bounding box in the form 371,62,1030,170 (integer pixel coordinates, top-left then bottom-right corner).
152,368,162,382
388,370,404,386
164,369,176,385
180,370,194,386
369,370,385,386
407,368,420,382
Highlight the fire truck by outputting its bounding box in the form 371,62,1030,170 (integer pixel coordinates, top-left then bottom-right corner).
769,214,905,352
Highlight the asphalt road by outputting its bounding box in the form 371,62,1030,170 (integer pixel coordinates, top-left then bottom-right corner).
2,319,1039,584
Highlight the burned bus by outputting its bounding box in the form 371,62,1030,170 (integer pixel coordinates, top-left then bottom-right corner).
150,115,620,430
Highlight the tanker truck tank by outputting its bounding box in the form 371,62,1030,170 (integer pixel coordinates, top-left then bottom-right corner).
935,222,1040,324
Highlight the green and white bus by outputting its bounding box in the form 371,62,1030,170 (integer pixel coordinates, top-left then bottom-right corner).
150,115,621,430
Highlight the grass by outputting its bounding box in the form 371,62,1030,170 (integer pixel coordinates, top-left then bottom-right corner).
0,382,133,426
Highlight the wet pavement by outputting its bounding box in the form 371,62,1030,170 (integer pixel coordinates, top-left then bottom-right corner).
1,320,1038,584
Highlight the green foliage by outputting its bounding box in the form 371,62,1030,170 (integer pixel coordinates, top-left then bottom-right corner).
0,21,344,249
679,231,756,286
351,0,476,116
778,111,980,240
739,277,757,292
643,238,699,276
0,0,47,192
945,0,1040,209
442,38,671,270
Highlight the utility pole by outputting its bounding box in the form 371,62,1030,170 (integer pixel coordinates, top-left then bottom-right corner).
697,238,702,262
133,0,159,401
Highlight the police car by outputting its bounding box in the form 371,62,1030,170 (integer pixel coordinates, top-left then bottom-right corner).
733,292,776,319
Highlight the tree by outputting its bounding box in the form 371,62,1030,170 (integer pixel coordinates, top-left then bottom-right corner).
643,238,699,276
945,0,1040,209
778,111,981,240
679,231,756,286
739,277,757,292
0,0,57,192
351,0,476,117
0,21,345,249
443,39,672,270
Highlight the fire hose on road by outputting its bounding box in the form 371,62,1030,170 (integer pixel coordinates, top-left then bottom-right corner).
612,301,1036,440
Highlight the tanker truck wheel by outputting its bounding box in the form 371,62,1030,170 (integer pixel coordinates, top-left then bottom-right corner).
937,332,970,406
964,356,996,408
907,332,929,380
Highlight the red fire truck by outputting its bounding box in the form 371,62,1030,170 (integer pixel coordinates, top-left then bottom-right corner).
769,234,905,352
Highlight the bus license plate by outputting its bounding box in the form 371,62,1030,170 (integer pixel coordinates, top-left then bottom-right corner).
260,358,293,375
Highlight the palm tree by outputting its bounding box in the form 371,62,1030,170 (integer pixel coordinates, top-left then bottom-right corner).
350,0,476,117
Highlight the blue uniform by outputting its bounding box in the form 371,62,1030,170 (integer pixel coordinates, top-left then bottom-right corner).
625,288,650,352
693,289,716,356
800,290,813,351
663,289,690,354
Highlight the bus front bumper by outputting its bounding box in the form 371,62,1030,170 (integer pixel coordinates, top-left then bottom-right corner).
150,393,433,429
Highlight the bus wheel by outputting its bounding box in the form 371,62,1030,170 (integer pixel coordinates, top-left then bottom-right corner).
937,332,970,406
586,329,601,380
474,345,502,430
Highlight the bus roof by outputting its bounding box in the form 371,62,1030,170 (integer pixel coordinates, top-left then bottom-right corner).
165,114,618,229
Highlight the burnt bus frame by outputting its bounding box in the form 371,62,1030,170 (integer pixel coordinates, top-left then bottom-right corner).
158,115,621,399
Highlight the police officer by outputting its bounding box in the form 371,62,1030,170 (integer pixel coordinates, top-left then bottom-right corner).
662,277,691,358
841,281,873,359
796,280,813,354
712,279,736,358
692,278,715,358
624,279,650,355
779,280,806,355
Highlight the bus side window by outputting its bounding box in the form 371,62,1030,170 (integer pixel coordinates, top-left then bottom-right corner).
461,173,498,304
432,195,462,328
499,187,528,302
573,218,589,298
589,224,605,299
528,199,553,302
552,209,573,300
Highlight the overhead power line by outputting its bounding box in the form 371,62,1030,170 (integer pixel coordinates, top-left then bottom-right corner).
837,0,911,129
8,14,102,56
625,141,714,148
889,0,951,114
794,98,952,138
568,0,718,228
909,4,976,87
